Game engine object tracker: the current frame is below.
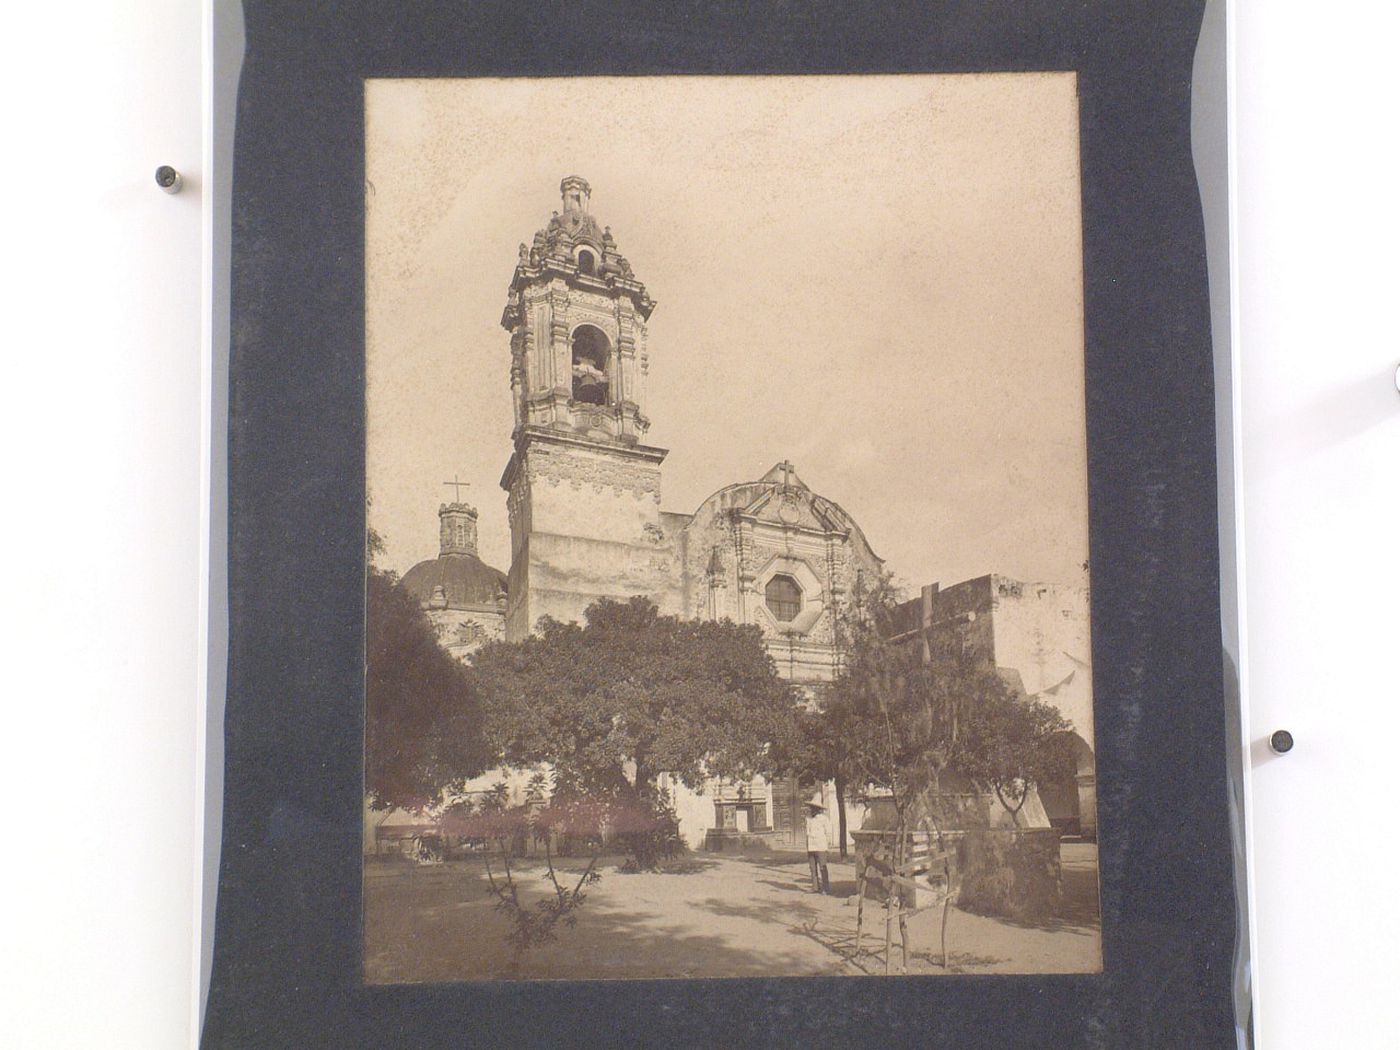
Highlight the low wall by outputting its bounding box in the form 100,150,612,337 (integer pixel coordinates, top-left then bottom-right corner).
704,828,777,853
956,827,1062,920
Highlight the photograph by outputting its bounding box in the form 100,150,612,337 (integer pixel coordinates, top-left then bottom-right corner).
362,73,1100,982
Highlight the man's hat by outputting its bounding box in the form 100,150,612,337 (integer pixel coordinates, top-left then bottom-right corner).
806,795,825,810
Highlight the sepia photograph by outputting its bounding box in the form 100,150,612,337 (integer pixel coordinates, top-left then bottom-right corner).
362,73,1100,982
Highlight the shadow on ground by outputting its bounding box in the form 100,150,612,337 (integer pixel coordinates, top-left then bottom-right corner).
973,847,1101,932
362,845,1101,982
364,858,829,982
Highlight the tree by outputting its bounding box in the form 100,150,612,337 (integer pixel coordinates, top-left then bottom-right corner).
825,572,1076,830
365,561,492,812
772,691,882,858
956,681,1076,826
821,574,949,834
440,778,604,954
469,596,802,867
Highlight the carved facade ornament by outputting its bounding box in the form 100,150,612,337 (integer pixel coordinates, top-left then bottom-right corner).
526,449,661,501
454,620,490,648
777,493,802,525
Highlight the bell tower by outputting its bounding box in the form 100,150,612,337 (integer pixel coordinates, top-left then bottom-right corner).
499,177,677,640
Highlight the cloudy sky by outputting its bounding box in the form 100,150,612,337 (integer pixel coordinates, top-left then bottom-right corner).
366,73,1088,594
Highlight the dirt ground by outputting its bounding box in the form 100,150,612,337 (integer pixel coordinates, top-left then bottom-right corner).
363,843,1102,983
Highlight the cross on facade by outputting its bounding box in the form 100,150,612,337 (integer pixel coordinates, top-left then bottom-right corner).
780,460,794,489
443,475,471,502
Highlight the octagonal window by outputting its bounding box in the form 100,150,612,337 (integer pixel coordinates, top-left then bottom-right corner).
764,574,802,622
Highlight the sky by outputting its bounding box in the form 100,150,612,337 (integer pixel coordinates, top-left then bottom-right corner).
366,74,1088,594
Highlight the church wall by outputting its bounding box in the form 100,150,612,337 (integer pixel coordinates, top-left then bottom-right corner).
505,438,684,637
519,443,664,545
909,574,1096,837
515,533,684,626
986,575,1094,748
504,542,533,640
986,576,1095,837
662,776,715,851
917,576,1000,662
426,604,506,660
909,575,1092,747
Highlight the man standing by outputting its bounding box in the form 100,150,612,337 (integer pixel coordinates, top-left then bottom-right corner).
804,800,833,894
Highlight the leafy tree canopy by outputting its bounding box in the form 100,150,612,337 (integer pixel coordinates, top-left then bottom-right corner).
470,597,801,799
365,565,491,811
957,677,1077,822
822,573,1075,826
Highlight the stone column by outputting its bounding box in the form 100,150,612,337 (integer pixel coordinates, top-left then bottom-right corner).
549,285,571,401
509,329,525,430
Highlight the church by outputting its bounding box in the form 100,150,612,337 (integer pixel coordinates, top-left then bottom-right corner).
389,176,1095,851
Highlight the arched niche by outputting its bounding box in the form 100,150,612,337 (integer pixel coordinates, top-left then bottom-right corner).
570,324,610,405
1038,730,1096,839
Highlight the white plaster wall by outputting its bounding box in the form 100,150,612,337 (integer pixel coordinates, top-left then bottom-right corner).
664,776,716,850
525,448,664,541
508,441,684,634
988,578,1095,748
525,534,684,620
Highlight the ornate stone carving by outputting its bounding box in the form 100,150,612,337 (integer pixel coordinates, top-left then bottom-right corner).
506,475,527,528
526,448,661,501
454,620,489,648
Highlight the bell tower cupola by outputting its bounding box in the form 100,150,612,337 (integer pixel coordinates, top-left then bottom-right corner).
560,174,590,216
498,178,677,640
500,175,656,446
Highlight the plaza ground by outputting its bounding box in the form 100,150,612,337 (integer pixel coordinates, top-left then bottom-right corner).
364,842,1101,983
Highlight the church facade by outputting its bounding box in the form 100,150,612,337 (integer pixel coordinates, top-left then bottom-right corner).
393,176,1093,852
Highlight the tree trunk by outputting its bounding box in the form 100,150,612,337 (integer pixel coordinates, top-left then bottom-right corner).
994,783,1025,828
835,776,849,858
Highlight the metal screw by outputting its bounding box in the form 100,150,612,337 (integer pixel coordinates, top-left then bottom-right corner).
1268,729,1294,755
155,165,183,194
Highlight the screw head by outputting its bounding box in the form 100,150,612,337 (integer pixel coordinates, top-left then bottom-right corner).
1269,729,1294,755
155,165,182,193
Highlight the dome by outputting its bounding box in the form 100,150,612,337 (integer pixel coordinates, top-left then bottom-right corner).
400,553,507,610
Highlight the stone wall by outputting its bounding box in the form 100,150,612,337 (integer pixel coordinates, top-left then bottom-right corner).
987,575,1093,749
955,827,1063,921
503,433,680,638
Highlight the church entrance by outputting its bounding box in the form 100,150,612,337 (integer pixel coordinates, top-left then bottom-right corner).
769,775,804,850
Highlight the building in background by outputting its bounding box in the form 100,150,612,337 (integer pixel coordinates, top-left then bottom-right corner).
891,575,1096,838
399,501,508,659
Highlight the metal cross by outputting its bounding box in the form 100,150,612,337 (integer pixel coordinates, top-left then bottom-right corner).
443,475,470,502
781,460,794,489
